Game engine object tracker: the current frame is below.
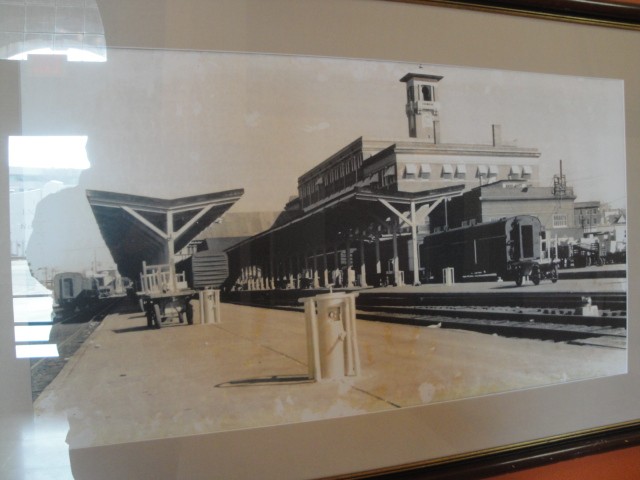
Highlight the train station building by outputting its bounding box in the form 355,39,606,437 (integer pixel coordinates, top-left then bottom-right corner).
225,73,549,290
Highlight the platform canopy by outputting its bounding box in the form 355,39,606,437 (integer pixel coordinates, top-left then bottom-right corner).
226,183,465,288
86,188,244,281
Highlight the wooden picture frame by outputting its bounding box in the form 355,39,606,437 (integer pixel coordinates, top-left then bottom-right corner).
1,1,639,478
389,0,640,29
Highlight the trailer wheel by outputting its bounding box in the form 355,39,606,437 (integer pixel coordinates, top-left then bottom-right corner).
186,300,194,325
153,304,162,329
551,265,558,283
144,302,154,328
531,266,541,286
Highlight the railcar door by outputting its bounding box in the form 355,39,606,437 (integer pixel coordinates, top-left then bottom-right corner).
521,224,535,259
61,277,74,300
509,219,521,261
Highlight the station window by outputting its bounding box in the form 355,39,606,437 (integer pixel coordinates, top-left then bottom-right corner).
455,165,466,179
476,165,488,178
382,166,396,186
509,165,522,179
441,164,453,179
553,214,568,228
421,85,434,102
419,164,431,179
404,164,417,179
522,165,533,178
488,165,499,178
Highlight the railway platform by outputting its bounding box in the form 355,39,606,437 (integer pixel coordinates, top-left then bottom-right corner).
34,275,626,452
369,264,626,294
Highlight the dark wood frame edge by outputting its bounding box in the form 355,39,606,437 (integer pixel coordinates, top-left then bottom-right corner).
385,0,640,29
345,420,640,479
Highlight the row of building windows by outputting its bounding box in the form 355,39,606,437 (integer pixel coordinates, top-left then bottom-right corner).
299,152,364,206
576,215,603,226
299,158,536,208
401,164,533,181
476,214,569,229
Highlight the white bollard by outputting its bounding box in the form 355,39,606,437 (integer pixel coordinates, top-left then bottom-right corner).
200,288,221,324
443,267,455,286
300,291,360,381
578,296,600,317
189,299,201,324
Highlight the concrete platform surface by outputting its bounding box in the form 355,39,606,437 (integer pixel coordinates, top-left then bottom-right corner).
34,302,626,449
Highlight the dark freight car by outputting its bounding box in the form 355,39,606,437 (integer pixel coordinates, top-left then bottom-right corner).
421,215,558,286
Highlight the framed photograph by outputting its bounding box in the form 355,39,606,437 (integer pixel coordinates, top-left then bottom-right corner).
1,1,639,479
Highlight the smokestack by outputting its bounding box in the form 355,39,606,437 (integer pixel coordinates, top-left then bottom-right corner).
492,124,502,146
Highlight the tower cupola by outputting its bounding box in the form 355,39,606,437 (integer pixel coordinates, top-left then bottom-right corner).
400,73,443,142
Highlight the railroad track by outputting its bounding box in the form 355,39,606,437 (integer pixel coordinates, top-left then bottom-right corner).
223,290,627,348
356,291,627,313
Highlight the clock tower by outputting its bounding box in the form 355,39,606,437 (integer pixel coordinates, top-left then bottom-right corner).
400,73,443,142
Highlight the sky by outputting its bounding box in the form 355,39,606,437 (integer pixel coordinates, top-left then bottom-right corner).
15,48,627,274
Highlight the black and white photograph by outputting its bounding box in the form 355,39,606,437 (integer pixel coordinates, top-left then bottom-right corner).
9,46,628,455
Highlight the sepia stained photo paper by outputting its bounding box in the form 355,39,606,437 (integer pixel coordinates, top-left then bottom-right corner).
10,49,627,452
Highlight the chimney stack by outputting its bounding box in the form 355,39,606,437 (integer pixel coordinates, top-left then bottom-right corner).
492,124,502,146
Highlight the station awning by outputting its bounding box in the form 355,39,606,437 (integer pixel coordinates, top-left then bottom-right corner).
226,183,464,255
86,188,244,281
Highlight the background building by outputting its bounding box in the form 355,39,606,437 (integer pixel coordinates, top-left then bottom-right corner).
225,72,559,289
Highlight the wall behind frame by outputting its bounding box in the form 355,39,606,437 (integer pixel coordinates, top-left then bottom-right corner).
22,0,640,478
94,0,639,198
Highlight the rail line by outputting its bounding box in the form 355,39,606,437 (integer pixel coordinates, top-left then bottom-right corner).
223,290,627,348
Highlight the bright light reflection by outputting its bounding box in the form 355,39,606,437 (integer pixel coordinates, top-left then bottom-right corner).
16,344,59,359
12,297,53,324
14,326,53,343
8,48,106,63
9,136,91,170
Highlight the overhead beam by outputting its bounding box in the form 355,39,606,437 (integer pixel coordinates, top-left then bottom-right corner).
122,206,169,240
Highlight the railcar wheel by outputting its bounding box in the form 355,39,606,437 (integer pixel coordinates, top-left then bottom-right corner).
153,304,162,329
515,272,523,287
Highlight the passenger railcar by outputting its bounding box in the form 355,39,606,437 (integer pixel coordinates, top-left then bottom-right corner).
52,272,99,314
421,215,558,285
52,270,132,317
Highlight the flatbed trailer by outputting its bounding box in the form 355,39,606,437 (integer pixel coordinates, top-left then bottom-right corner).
137,262,197,329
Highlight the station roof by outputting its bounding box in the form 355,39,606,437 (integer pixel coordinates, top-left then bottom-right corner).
399,73,443,83
226,184,464,255
86,188,244,280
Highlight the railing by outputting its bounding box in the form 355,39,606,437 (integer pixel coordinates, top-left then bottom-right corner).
139,261,189,295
